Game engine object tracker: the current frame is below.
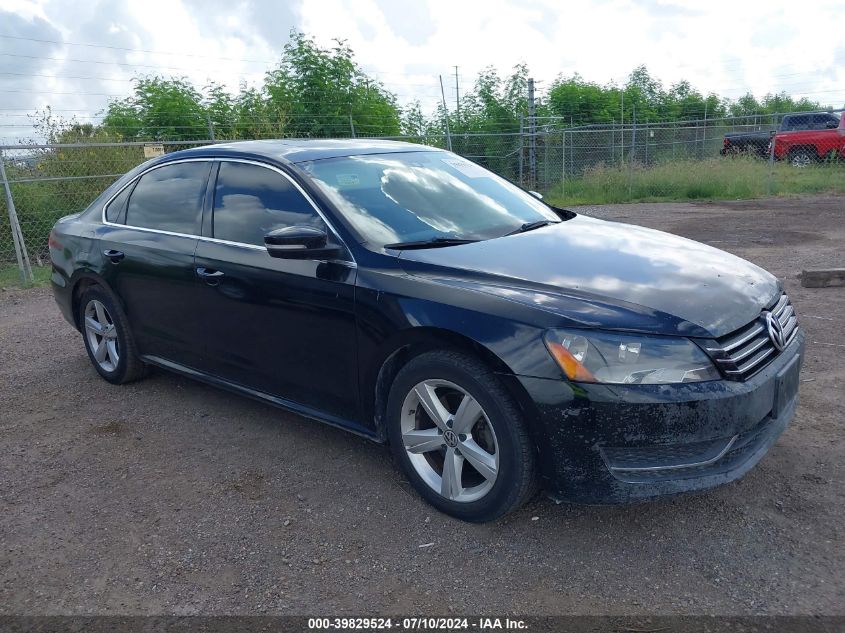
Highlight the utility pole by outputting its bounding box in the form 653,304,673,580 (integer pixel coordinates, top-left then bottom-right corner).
454,66,460,127
528,77,536,187
439,75,453,152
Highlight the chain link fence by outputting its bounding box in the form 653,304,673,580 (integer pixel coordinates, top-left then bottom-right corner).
2,110,843,285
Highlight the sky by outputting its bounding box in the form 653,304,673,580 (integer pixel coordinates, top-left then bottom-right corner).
2,0,845,143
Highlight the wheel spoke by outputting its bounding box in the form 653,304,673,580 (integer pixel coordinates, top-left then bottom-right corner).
403,428,445,454
94,301,108,325
459,438,497,482
414,383,451,430
440,447,463,500
94,338,108,363
85,316,104,335
106,340,119,366
452,394,483,435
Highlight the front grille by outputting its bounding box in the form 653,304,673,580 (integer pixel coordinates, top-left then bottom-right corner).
706,293,798,381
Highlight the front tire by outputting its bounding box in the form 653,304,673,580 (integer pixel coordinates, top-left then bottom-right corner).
386,350,537,522
78,286,147,384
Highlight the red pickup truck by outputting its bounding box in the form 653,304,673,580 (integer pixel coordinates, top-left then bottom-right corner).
771,112,844,166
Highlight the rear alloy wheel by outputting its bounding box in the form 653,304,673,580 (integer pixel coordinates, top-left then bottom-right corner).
84,299,120,373
790,150,814,168
386,350,537,522
78,286,147,384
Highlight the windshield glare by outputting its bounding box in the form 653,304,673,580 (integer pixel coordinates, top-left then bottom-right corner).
300,151,559,247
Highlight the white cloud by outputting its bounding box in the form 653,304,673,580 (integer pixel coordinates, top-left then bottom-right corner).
1,0,844,143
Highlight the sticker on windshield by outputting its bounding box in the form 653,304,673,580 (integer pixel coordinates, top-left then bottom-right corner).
335,173,360,186
441,158,489,178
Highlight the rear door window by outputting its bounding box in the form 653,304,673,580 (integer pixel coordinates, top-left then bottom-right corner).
811,114,838,129
782,115,810,131
104,182,133,224
212,161,324,246
126,162,210,235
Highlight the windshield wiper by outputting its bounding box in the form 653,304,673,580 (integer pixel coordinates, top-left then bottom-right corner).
384,237,479,250
506,220,560,236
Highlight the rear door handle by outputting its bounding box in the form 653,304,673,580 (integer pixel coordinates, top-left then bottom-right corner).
103,249,124,263
196,267,225,284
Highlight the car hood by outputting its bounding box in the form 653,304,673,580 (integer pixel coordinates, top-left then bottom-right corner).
397,214,779,338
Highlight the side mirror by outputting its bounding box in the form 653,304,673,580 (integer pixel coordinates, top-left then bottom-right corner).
529,190,543,200
264,226,342,260
825,120,838,129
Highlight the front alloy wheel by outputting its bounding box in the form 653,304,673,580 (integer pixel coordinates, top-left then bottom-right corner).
401,379,499,503
386,350,537,522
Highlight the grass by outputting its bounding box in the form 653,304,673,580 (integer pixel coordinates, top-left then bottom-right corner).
0,263,51,289
545,157,845,206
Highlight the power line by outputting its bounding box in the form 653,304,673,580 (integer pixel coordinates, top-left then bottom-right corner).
0,33,273,63
0,34,472,80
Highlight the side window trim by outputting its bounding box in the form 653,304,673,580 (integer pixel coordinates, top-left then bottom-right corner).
211,158,353,261
201,161,220,239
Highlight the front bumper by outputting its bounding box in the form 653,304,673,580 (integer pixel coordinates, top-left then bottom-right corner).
513,330,804,504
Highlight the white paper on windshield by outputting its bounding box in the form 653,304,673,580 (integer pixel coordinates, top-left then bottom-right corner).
336,174,360,186
441,158,490,178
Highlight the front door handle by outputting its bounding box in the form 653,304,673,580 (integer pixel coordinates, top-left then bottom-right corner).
196,267,225,284
103,249,124,263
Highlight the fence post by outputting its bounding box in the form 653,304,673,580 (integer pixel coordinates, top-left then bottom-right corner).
628,111,637,197
518,116,524,186
561,129,566,196
0,149,35,286
527,78,537,188
766,113,776,195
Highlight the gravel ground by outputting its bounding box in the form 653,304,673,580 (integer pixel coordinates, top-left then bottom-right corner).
0,195,843,616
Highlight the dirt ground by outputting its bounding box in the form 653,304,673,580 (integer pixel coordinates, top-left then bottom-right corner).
0,195,843,616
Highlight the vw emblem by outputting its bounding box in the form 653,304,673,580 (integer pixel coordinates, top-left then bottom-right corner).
764,311,786,351
443,429,459,448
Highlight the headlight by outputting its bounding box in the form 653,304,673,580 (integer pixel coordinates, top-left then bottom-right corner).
544,329,720,385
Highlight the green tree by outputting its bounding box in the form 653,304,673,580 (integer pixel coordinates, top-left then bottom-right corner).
264,31,401,137
102,77,208,141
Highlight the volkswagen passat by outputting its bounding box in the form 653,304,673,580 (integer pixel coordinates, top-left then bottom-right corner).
50,140,803,522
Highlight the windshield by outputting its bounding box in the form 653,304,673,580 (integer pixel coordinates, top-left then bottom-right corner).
300,151,561,248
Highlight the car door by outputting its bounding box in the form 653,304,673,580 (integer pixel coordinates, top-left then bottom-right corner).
98,159,211,370
193,159,359,421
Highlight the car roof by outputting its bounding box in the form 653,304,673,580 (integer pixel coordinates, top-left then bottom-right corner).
167,138,439,164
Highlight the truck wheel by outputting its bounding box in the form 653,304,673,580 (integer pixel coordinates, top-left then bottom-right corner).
789,149,814,168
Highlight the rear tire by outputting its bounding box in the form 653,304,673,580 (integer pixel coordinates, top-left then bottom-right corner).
789,149,814,168
78,286,148,384
386,350,537,522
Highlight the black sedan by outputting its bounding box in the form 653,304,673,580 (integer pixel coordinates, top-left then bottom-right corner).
49,140,804,522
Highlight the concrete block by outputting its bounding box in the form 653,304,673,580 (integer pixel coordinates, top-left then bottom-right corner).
801,268,845,288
